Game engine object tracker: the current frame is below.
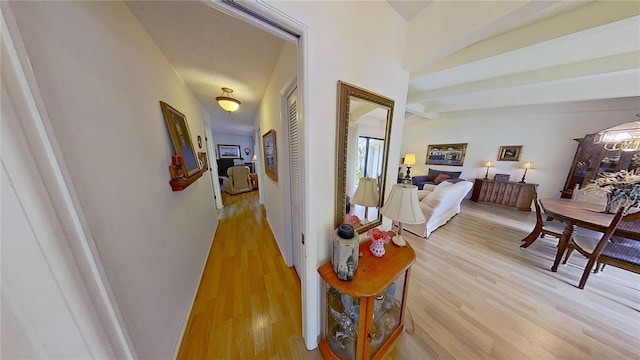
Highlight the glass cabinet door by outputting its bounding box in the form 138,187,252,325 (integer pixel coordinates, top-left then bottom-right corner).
368,272,406,358
326,285,360,360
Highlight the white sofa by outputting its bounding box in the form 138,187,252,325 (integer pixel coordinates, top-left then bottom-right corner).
403,180,474,238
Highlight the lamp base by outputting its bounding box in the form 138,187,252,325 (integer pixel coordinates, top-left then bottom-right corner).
404,166,412,180
391,234,407,247
519,168,528,183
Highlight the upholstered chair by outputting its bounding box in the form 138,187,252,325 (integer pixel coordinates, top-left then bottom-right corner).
223,166,252,195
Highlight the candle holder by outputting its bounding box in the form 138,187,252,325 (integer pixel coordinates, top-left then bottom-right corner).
170,155,186,179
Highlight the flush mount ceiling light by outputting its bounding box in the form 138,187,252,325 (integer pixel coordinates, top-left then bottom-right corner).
215,87,241,112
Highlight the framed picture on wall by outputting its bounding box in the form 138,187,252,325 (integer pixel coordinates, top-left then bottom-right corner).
217,144,241,159
262,129,278,181
497,145,523,161
160,101,200,177
425,143,467,166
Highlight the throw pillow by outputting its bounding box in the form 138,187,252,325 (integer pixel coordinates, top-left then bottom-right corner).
423,192,442,208
432,180,453,194
434,173,451,184
427,168,441,182
422,181,452,204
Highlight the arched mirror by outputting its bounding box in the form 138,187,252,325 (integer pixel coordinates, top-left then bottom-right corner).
335,81,394,233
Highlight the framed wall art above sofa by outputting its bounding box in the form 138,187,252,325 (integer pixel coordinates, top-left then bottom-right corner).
425,143,467,166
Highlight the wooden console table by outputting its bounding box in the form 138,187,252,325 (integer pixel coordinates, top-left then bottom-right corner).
318,240,415,359
470,179,537,211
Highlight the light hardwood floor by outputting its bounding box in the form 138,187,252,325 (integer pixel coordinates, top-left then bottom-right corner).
178,192,640,359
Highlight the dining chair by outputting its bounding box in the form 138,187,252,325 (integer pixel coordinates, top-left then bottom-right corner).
561,208,627,289
522,190,565,248
594,235,640,273
536,198,565,241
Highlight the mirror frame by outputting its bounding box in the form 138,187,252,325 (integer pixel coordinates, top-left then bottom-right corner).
335,81,394,233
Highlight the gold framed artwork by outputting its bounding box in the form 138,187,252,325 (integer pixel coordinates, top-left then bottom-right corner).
262,129,277,181
160,101,200,177
497,145,523,161
425,143,467,166
217,144,241,159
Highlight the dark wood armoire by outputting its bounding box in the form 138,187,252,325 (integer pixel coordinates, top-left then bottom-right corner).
560,133,640,198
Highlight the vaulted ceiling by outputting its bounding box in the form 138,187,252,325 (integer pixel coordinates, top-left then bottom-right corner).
126,1,639,135
402,1,640,120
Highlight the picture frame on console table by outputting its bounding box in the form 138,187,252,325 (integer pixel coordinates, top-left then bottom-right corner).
497,145,523,161
425,143,467,166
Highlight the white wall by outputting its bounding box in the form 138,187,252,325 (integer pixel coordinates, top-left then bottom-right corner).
265,0,409,348
254,42,297,262
8,1,218,358
1,79,117,358
401,98,640,200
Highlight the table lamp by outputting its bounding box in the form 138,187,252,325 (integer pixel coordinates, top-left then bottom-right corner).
483,161,494,180
251,154,258,173
351,177,380,221
403,153,416,182
380,183,426,247
520,162,534,183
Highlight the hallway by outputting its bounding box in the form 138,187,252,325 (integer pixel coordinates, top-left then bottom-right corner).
177,191,320,358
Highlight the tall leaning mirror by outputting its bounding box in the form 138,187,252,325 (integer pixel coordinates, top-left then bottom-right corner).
335,81,394,233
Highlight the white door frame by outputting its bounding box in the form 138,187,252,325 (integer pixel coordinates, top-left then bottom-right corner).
205,1,317,350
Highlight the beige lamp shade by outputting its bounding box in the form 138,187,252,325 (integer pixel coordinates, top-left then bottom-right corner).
252,154,258,162
403,154,416,166
484,161,494,167
380,184,426,224
215,87,241,112
351,178,380,207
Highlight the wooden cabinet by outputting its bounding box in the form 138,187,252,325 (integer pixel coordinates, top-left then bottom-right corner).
250,173,258,190
470,179,537,211
318,240,415,360
560,133,640,198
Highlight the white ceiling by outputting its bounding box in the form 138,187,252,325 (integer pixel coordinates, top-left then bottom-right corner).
125,1,286,136
403,0,640,119
125,1,639,135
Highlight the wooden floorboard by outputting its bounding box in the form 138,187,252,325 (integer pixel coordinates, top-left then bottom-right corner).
178,193,640,359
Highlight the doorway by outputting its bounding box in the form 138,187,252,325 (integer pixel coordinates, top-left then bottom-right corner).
200,0,312,349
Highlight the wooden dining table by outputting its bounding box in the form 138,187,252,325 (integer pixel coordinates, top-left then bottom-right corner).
520,198,640,272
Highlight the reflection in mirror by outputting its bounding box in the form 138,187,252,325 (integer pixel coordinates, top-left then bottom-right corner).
336,81,394,233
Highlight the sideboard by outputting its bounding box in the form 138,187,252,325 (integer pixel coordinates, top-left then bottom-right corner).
470,179,537,211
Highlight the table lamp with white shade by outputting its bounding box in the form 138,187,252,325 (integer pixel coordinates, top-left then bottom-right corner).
483,161,494,180
403,153,416,182
251,154,258,173
380,183,426,247
351,177,380,222
520,162,534,183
